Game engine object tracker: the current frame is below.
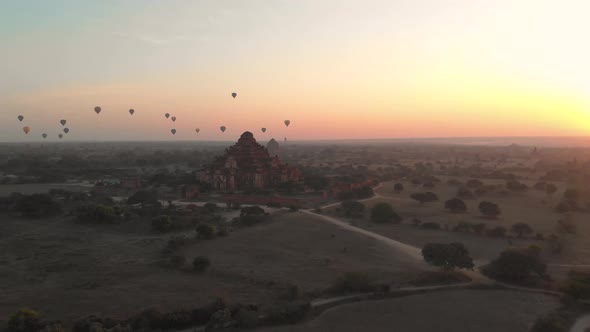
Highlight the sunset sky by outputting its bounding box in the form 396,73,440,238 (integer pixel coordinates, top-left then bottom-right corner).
1,0,589,141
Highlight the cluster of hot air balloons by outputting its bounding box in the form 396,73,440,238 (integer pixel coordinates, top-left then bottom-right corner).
15,91,293,141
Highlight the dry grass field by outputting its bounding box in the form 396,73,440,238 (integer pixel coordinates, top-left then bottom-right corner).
255,289,560,332
0,211,430,324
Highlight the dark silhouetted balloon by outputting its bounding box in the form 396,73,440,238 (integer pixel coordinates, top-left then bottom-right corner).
129,109,135,115
220,126,226,133
94,106,101,114
17,115,24,122
261,128,267,133
284,120,291,127
58,134,63,139
23,126,30,135
165,113,170,119
171,129,176,135
195,128,200,134
60,120,67,126
63,128,70,134
231,92,237,99
171,116,176,122
42,133,47,139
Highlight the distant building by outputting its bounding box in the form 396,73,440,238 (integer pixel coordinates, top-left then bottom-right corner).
267,138,280,156
198,131,302,191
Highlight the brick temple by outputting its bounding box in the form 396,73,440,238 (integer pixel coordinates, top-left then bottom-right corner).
198,131,302,191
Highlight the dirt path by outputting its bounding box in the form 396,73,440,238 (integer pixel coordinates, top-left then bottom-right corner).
301,209,492,284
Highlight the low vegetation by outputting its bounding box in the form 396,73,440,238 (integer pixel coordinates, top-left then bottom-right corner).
421,243,474,270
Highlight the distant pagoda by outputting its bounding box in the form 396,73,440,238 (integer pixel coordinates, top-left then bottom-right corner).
198,131,301,191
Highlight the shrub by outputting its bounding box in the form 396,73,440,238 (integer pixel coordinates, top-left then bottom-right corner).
456,188,475,200
393,183,404,192
471,223,486,235
352,186,374,199
265,302,311,325
76,204,119,224
481,248,547,283
530,313,569,332
370,203,402,223
421,222,441,230
466,179,483,188
410,192,438,204
563,271,590,300
152,215,173,232
506,181,528,193
545,184,558,195
203,202,218,214
167,236,187,249
330,272,373,293
238,214,265,226
486,226,507,237
555,200,576,213
234,308,260,328
15,194,62,218
511,223,534,237
240,206,265,217
7,308,41,332
341,200,365,218
445,198,467,213
127,190,158,205
192,256,211,272
479,201,501,218
421,243,474,270
196,223,216,239
267,202,282,208
452,222,471,233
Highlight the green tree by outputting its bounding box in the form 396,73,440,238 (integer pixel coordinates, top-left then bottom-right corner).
152,215,173,232
511,223,534,238
370,203,402,223
196,223,216,239
7,308,41,332
445,198,467,213
482,248,547,283
479,201,501,218
421,243,474,270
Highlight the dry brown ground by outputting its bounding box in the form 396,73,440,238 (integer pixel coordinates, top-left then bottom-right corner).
0,211,429,324
256,289,560,332
326,178,590,264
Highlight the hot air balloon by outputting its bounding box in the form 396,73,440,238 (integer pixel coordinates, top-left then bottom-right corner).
63,128,70,134
195,128,200,134
94,106,101,114
284,120,291,127
58,134,63,139
60,120,67,126
42,133,47,139
171,129,177,135
261,128,267,133
220,126,226,133
165,113,170,119
23,126,30,135
17,115,24,122
231,92,237,99
129,109,135,115
171,116,177,122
